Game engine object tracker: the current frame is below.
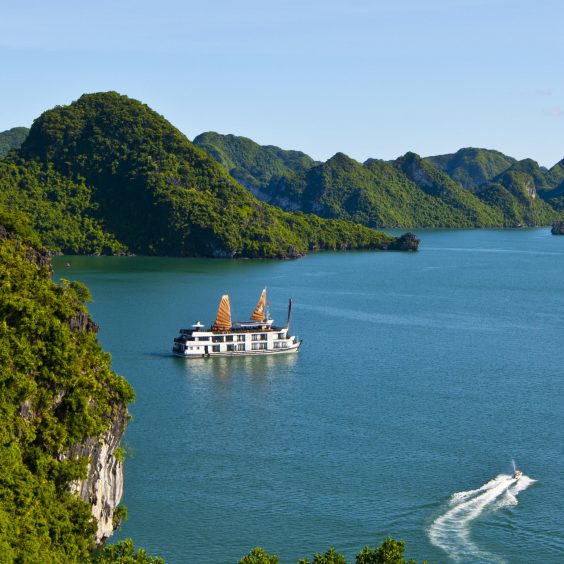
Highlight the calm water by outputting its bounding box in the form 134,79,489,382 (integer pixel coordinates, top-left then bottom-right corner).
54,230,564,564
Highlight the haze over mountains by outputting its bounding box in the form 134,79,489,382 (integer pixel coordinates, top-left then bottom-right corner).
193,133,564,228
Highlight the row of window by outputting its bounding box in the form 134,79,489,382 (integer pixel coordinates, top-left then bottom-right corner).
208,343,277,352
187,332,286,343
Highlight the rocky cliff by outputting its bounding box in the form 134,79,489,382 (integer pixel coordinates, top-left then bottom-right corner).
0,210,134,560
69,404,129,543
551,220,564,235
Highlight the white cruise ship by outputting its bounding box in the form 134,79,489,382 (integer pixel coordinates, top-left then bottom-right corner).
173,289,301,358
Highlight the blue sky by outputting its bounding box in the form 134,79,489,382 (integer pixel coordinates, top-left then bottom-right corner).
1,0,562,166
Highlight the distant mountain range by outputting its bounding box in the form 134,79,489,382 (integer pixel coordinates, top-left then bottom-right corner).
0,93,413,258
193,133,564,227
0,127,29,159
2,110,562,254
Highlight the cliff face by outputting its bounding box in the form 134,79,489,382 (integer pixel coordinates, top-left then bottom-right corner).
0,212,135,560
551,220,564,235
69,404,129,543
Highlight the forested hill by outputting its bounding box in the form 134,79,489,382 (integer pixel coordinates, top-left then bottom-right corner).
196,132,563,227
0,92,416,257
423,147,516,191
193,131,319,195
0,127,29,159
0,209,134,560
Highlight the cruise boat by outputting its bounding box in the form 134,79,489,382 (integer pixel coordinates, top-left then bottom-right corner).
173,289,301,358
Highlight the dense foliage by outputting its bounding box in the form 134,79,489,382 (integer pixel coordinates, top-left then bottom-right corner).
0,127,29,159
92,539,165,563
533,158,564,211
193,131,318,194
10,92,402,258
239,538,427,564
0,158,126,254
0,211,134,560
197,132,563,228
423,147,516,190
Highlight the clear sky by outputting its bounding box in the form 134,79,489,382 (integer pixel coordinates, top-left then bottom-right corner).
1,0,562,167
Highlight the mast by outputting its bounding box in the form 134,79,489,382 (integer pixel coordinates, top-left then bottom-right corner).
212,295,232,331
250,288,267,321
285,298,292,329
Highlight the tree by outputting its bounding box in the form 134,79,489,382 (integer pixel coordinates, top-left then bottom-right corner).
92,539,164,563
298,547,347,564
356,538,423,564
239,546,279,564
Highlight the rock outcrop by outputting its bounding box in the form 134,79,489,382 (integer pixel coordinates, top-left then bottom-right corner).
551,220,564,235
68,404,129,543
387,232,420,251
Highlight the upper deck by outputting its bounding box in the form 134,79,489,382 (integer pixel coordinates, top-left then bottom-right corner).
178,324,284,336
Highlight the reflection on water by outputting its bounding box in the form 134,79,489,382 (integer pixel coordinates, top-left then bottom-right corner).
177,352,299,380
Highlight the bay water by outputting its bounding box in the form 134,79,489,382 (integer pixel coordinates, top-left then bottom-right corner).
54,229,564,563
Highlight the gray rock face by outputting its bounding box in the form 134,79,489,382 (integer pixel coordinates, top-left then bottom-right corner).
551,220,564,235
67,404,129,544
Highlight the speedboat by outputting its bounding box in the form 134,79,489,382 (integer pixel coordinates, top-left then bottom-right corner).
513,469,523,479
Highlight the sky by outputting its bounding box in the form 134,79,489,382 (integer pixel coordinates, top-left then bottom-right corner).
1,0,562,167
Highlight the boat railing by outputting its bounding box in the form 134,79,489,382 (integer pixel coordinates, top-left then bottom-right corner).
181,325,283,335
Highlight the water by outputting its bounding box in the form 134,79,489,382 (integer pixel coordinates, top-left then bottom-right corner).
53,229,564,563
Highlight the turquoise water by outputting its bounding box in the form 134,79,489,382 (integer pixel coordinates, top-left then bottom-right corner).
54,229,564,563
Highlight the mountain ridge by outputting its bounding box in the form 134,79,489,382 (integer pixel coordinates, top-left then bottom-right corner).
1,92,416,257
195,131,562,228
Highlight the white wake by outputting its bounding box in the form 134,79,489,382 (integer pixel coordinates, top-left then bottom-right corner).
428,473,535,563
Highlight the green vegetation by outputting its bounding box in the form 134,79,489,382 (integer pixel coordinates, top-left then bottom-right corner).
0,210,134,561
424,147,516,191
198,132,563,228
394,152,504,226
538,158,564,210
193,131,318,195
239,547,280,564
240,538,427,564
0,158,127,254
265,151,503,228
0,127,29,159
3,92,407,258
93,539,165,563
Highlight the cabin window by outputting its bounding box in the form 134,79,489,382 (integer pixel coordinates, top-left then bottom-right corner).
260,334,268,341
278,332,285,339
212,345,220,352
274,342,283,349
225,335,234,342
252,334,260,341
212,336,225,343
237,334,245,342
252,342,267,350
236,344,245,351
227,344,235,351
197,337,208,342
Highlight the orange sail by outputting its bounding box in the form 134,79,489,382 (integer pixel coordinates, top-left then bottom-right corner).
250,288,266,321
212,295,232,331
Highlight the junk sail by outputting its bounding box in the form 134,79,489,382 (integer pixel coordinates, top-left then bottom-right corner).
212,295,232,331
286,298,292,329
250,288,267,321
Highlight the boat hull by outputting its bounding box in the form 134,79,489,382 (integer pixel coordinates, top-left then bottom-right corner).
173,341,301,358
